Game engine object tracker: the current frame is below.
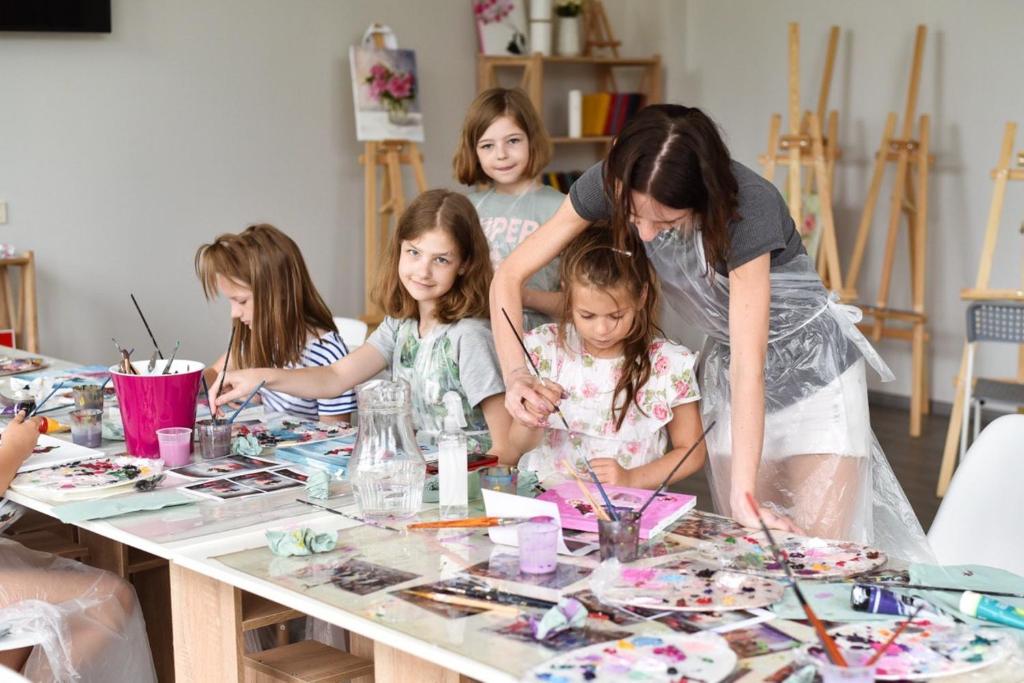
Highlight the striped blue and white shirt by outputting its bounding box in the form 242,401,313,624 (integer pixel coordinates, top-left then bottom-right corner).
258,331,357,419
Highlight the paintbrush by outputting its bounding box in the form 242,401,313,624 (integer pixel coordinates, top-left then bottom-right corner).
28,382,64,416
130,293,164,360
228,380,266,423
854,582,1024,600
433,581,558,610
570,473,611,521
213,325,236,422
407,517,523,529
404,590,521,617
500,307,619,520
161,341,181,375
865,604,924,667
146,349,159,374
744,492,848,667
637,420,715,516
294,498,404,533
100,376,111,391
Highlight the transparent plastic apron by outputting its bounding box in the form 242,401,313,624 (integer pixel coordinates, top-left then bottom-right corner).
391,320,493,454
644,227,931,561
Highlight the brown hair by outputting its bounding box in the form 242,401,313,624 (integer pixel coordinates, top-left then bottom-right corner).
453,87,552,186
604,105,739,274
371,189,493,323
559,224,660,430
195,224,338,370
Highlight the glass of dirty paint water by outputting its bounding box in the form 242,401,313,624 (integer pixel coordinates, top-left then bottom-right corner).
69,408,103,448
598,508,641,562
818,662,875,683
518,516,559,574
195,419,232,459
72,384,104,411
156,427,193,467
479,466,518,494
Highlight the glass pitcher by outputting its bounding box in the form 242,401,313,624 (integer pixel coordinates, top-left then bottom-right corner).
348,379,425,519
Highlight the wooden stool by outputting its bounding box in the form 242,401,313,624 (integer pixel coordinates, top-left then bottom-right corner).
0,251,38,352
243,640,374,683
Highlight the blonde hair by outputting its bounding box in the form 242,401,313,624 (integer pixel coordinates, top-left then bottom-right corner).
371,189,493,323
195,224,337,369
453,87,552,186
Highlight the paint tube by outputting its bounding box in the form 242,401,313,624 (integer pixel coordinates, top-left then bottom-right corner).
959,591,1024,630
36,417,68,434
851,584,926,616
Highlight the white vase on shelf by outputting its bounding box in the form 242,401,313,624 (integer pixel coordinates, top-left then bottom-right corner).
556,16,580,57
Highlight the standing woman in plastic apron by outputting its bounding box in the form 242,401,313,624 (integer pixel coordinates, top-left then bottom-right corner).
491,104,931,561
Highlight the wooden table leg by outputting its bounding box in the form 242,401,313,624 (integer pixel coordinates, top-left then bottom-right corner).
372,640,477,683
170,562,243,682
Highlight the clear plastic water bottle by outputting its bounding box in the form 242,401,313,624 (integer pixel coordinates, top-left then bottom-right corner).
348,379,425,520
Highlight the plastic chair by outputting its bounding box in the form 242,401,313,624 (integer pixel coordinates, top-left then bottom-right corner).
332,317,368,354
958,302,1024,461
929,414,1024,575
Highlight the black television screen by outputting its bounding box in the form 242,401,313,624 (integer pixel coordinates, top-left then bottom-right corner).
0,1,111,33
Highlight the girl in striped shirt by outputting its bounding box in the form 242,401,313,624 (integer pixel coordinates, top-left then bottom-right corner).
195,224,356,423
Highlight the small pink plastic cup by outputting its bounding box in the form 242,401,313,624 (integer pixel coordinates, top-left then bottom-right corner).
156,427,193,467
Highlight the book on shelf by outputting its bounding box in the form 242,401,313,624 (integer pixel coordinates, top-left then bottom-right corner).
577,92,646,138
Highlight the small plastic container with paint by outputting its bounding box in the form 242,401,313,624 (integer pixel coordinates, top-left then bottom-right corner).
518,515,558,574
598,508,641,562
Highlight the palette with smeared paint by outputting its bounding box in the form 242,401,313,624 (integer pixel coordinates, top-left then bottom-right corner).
807,620,1009,680
707,530,886,580
599,558,785,612
524,632,737,682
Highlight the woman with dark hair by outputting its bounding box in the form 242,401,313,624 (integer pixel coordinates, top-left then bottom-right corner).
491,104,929,559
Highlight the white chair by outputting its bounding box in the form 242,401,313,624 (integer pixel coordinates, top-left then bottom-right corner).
332,317,368,354
929,414,1024,575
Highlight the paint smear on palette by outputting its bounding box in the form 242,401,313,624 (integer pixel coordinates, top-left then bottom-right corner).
808,620,1009,680
720,623,802,658
466,554,592,590
492,617,633,653
708,530,886,580
524,632,738,682
598,559,785,612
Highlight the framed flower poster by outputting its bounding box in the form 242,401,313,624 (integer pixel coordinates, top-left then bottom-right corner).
349,46,424,142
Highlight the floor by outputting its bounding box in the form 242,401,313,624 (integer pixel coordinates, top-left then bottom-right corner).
670,402,952,534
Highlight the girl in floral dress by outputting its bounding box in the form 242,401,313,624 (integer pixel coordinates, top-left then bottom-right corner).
507,225,706,488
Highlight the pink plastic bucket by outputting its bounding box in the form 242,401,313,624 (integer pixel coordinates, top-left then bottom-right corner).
109,359,204,458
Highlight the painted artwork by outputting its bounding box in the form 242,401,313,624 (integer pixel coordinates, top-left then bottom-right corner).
392,579,490,619
11,456,162,500
183,478,262,501
227,470,302,493
349,46,424,142
473,0,528,55
173,454,277,479
809,620,1009,680
597,559,785,612
493,617,632,653
235,417,355,449
669,509,750,542
272,467,309,483
274,437,355,477
0,356,46,377
329,559,420,596
711,531,887,580
720,623,802,658
522,632,738,682
466,553,592,590
15,434,105,473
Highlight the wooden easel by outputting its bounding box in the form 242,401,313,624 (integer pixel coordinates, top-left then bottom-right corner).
759,23,844,292
359,29,428,324
582,0,620,57
842,25,932,437
937,122,1024,496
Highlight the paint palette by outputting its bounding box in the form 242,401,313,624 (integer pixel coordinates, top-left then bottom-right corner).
705,530,886,580
524,632,737,682
597,559,786,612
0,357,47,377
11,456,163,500
807,620,1009,680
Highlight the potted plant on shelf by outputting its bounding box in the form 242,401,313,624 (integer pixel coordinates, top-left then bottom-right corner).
555,0,582,56
365,62,416,125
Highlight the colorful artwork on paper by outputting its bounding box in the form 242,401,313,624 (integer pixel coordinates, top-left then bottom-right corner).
234,417,355,449
492,617,633,653
808,620,1008,680
710,531,887,580
349,46,424,142
597,558,785,612
668,509,750,542
16,434,105,473
473,0,528,56
0,356,47,377
522,632,738,682
329,559,420,596
11,456,162,500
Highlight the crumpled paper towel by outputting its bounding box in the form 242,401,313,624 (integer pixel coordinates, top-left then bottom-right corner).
265,528,338,557
529,597,588,640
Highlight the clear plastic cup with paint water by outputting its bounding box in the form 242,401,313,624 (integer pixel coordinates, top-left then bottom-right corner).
69,408,103,448
195,419,232,459
72,385,104,411
518,516,558,574
817,662,874,683
598,508,641,562
156,427,193,467
479,466,518,494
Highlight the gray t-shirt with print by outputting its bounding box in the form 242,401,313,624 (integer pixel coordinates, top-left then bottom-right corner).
568,160,805,275
468,185,565,329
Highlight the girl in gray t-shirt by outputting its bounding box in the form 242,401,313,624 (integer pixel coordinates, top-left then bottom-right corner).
491,105,930,563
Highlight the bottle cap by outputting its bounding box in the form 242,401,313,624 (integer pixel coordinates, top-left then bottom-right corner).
442,391,467,431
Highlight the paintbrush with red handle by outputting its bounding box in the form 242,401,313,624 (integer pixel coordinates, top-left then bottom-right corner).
744,492,848,667
865,604,925,667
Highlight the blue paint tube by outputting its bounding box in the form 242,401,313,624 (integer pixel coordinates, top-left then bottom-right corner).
959,591,1024,630
851,584,924,616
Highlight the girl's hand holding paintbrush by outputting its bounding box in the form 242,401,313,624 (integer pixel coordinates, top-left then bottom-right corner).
506,367,565,428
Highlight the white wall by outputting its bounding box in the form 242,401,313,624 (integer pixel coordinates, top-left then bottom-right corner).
3,0,1022,404
671,0,1024,401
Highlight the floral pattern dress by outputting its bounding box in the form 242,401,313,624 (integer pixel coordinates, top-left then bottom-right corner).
518,323,700,483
